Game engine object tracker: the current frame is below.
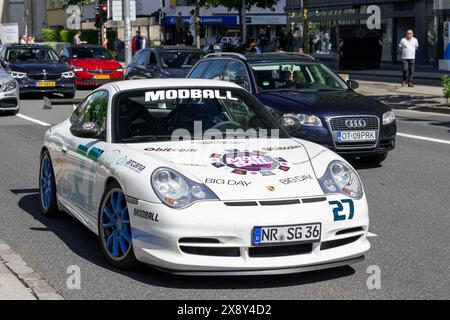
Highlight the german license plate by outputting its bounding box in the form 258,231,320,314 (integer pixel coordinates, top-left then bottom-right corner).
94,74,110,80
36,81,56,87
337,131,376,142
252,223,321,245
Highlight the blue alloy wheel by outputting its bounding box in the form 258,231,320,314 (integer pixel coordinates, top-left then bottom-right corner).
99,183,137,268
39,150,58,216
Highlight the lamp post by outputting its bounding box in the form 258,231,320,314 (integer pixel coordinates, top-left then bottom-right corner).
302,0,309,53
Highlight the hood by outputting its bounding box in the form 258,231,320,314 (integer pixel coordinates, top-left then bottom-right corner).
258,89,388,116
123,139,325,201
69,58,121,69
9,61,70,73
162,68,190,78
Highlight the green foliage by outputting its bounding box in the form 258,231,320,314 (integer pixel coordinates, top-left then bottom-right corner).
59,29,77,43
41,29,59,42
441,74,450,106
61,0,92,8
204,0,279,10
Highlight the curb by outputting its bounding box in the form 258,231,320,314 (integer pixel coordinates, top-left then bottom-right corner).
0,238,64,300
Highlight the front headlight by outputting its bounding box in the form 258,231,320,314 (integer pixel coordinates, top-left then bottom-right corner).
284,113,323,127
116,67,123,72
62,71,75,78
10,71,27,79
382,111,395,125
319,160,363,199
0,80,17,92
151,167,219,209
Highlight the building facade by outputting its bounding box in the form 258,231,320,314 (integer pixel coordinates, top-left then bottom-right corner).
1,0,46,39
286,0,442,65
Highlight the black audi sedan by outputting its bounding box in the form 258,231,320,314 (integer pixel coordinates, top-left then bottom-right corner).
0,45,76,98
188,52,396,164
125,46,204,80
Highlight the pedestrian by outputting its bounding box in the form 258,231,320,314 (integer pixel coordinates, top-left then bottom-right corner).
175,12,185,45
398,29,419,87
279,30,288,52
184,31,194,46
133,31,142,52
20,35,28,44
189,9,196,46
114,38,125,61
73,31,87,45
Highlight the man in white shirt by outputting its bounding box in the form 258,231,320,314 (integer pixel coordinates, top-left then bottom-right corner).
398,29,419,87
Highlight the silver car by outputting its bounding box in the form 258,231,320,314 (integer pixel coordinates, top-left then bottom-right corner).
0,67,19,114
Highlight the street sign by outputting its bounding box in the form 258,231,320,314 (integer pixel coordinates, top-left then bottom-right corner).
0,23,19,44
112,0,136,21
66,5,81,30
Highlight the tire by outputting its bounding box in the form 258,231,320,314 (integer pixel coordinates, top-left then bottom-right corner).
63,91,76,99
98,181,138,269
39,150,59,216
363,152,388,165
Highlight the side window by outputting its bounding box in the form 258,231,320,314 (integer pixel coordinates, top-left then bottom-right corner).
149,52,157,65
224,60,250,90
203,59,227,80
136,50,150,66
189,61,210,78
71,91,109,133
60,47,69,59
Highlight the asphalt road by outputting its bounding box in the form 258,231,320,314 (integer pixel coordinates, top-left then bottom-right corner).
0,88,449,300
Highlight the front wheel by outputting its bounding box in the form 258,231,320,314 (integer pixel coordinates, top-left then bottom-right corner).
39,150,59,216
98,181,138,269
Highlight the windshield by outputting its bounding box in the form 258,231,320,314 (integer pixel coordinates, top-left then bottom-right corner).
6,48,60,63
71,47,113,59
251,62,348,92
115,87,287,143
159,51,204,69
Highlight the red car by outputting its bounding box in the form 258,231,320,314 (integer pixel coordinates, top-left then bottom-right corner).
59,45,123,87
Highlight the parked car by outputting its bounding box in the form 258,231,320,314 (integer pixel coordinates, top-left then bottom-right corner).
59,44,124,87
125,46,204,80
0,44,76,98
39,79,370,273
0,67,19,114
188,52,396,164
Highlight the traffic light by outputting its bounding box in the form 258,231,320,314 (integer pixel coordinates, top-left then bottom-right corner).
95,0,108,29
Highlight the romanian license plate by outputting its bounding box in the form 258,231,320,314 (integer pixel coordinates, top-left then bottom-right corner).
94,74,110,80
252,223,321,245
36,81,56,87
337,131,376,142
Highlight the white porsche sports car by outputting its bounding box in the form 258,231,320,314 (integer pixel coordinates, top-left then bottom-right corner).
40,79,370,275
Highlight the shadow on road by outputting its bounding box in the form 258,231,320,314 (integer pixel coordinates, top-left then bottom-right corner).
14,190,357,290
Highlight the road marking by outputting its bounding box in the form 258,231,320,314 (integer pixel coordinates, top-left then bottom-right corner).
397,132,450,145
15,114,51,127
367,232,378,238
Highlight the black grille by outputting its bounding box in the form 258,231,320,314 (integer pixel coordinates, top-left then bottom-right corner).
28,73,61,81
179,238,220,244
330,117,379,131
180,246,240,257
335,142,377,148
320,236,361,251
81,79,113,84
249,243,313,257
88,69,114,73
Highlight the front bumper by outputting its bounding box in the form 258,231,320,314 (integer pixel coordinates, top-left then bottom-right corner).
128,195,370,274
17,78,76,94
293,121,397,157
0,90,20,111
75,71,123,86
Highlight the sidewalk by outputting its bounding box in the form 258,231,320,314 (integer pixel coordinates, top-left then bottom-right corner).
356,80,450,114
0,239,63,300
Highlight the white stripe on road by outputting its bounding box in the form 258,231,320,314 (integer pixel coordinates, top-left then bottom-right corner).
397,132,450,145
367,232,378,238
15,114,51,127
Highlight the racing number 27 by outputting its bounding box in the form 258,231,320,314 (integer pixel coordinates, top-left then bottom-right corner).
329,199,354,221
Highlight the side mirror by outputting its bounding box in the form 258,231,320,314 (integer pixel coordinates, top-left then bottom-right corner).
347,79,359,90
280,115,301,134
70,122,100,139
